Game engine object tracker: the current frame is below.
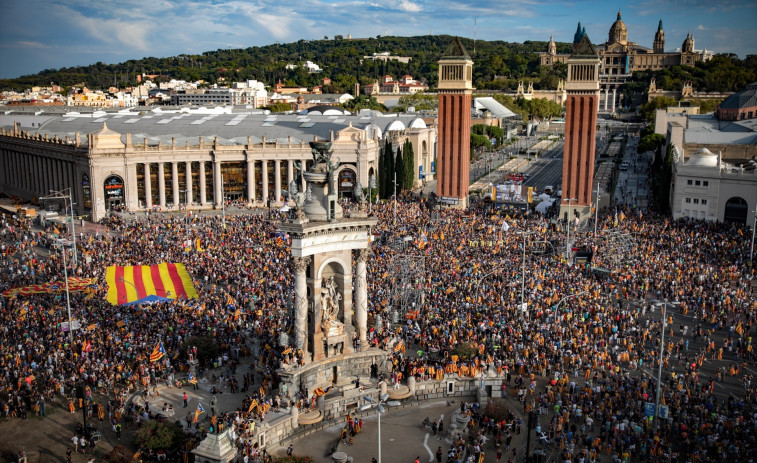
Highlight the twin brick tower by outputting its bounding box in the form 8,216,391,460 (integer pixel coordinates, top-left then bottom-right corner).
437,36,598,218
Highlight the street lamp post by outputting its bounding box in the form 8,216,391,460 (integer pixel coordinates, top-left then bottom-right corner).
594,180,601,239
751,205,757,264
41,189,78,267
651,300,679,433
360,394,400,463
565,198,577,262
54,239,74,342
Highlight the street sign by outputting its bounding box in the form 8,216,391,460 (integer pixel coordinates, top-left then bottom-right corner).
438,196,460,205
644,402,669,419
61,320,81,332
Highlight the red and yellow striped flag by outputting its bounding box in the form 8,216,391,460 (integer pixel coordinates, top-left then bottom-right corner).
106,263,198,305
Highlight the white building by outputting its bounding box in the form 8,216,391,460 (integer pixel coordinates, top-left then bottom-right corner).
670,146,757,225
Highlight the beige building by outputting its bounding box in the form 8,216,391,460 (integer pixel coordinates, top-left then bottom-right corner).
670,146,757,225
0,107,435,222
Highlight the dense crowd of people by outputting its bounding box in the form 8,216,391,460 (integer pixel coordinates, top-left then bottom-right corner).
0,187,755,461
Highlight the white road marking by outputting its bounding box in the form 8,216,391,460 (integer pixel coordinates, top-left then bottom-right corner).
423,433,434,461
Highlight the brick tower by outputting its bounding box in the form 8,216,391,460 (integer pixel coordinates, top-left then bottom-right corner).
436,37,474,208
561,33,601,222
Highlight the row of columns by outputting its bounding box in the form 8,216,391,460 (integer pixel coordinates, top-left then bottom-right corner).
0,149,76,198
140,159,299,209
603,87,618,112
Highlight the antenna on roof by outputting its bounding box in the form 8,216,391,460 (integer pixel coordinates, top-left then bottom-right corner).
473,18,477,55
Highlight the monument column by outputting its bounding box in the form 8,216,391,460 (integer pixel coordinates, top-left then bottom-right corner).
274,160,281,203
604,87,609,111
561,33,600,222
171,162,180,209
436,37,474,208
261,160,269,203
246,159,255,203
144,163,152,209
293,256,311,352
185,161,193,205
157,162,166,208
199,161,207,205
213,160,222,207
355,248,369,343
612,88,617,112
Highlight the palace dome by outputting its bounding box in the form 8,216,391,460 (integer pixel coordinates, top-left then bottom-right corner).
608,10,628,45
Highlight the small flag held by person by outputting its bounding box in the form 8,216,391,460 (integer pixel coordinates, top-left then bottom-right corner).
193,403,205,423
149,341,166,363
501,221,510,233
188,374,197,385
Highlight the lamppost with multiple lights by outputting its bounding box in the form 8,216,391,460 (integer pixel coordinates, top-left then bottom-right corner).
359,393,400,463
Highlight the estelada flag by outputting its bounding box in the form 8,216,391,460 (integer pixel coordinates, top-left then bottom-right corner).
188,374,197,385
106,263,198,305
149,341,166,363
194,403,205,423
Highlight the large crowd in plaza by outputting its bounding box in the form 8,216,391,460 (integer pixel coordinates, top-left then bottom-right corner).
0,190,755,462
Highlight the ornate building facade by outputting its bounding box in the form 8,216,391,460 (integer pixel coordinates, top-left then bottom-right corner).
0,107,435,221
540,12,712,75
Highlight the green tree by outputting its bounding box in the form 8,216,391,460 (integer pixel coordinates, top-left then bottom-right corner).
470,133,492,152
392,92,438,112
639,96,678,122
637,133,665,154
264,102,293,113
343,94,387,112
180,335,220,368
134,421,185,451
527,98,563,119
403,139,416,190
395,146,404,192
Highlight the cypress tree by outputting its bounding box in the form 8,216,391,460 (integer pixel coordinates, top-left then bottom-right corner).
395,146,404,192
403,139,415,190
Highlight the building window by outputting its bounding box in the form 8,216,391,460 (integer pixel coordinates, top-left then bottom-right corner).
687,179,692,185
695,180,700,186
701,199,707,205
703,181,708,186
685,198,691,203
693,198,699,204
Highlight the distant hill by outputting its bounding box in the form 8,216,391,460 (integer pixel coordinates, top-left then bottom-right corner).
0,35,570,93
1,35,753,95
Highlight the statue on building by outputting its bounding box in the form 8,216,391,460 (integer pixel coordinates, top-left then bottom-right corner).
321,276,343,336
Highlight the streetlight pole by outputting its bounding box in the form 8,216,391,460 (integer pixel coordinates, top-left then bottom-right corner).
565,198,577,263
521,230,527,315
221,173,226,229
750,205,757,264
594,180,600,239
55,239,74,342
654,300,668,434
42,189,78,267
393,171,397,224
360,393,399,463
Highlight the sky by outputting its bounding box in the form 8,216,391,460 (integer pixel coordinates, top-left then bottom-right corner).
1,0,756,79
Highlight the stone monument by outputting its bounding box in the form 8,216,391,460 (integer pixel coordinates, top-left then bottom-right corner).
278,141,384,401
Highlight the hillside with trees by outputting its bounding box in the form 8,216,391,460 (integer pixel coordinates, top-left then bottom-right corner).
2,35,753,101
0,35,557,93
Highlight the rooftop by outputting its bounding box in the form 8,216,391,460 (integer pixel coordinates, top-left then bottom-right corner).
0,106,428,148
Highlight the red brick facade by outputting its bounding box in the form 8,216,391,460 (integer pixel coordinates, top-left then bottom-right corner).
436,93,472,201
562,94,598,208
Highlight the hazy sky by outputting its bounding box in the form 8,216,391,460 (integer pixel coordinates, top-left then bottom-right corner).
1,0,756,79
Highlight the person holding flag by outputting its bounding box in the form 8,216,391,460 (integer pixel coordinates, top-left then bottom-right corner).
149,341,166,363
188,373,198,390
193,403,205,424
